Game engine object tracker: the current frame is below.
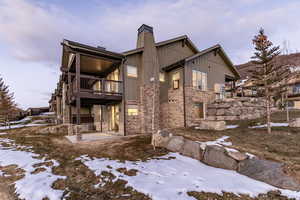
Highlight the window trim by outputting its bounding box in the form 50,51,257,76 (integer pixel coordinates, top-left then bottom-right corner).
172,71,180,89
192,70,207,91
127,65,138,78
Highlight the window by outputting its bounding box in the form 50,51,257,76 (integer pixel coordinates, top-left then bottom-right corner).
127,65,137,78
192,70,207,91
159,72,165,82
172,71,180,89
195,102,205,119
127,105,138,116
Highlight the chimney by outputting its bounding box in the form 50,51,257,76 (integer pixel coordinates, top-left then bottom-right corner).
136,24,154,48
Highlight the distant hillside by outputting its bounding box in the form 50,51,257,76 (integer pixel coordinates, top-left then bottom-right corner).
236,53,300,79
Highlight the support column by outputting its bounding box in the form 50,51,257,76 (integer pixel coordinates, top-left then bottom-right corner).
75,53,81,140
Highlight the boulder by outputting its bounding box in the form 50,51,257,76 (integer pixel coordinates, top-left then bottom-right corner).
238,158,300,191
226,150,248,161
166,136,185,152
180,140,204,160
203,145,238,170
289,118,300,128
195,120,226,131
151,130,172,148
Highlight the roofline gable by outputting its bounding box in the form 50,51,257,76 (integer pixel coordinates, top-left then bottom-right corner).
122,35,199,56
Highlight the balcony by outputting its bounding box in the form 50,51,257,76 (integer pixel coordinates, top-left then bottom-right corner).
68,74,123,105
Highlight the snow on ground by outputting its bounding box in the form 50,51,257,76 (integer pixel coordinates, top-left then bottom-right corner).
250,122,289,128
80,153,300,200
0,122,48,130
226,125,239,129
198,136,232,150
0,138,65,200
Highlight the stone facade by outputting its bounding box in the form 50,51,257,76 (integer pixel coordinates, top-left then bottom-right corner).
160,88,185,129
139,84,160,134
207,97,266,121
185,87,216,127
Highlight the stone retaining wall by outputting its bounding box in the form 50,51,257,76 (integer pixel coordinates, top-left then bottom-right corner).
152,130,300,191
207,97,266,121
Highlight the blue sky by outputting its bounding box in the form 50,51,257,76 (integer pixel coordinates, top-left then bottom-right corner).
1,0,300,109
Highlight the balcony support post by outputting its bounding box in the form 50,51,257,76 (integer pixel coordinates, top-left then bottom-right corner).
75,53,81,125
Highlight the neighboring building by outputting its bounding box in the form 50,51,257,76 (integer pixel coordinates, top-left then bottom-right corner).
27,107,49,116
50,24,240,135
236,53,300,108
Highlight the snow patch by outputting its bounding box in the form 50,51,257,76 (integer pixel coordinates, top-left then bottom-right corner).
0,138,65,200
226,125,239,129
250,122,289,128
80,153,300,200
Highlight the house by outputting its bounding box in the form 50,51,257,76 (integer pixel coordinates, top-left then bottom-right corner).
236,53,300,108
50,24,240,135
27,107,49,116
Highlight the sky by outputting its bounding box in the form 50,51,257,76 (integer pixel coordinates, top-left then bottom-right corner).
1,0,300,109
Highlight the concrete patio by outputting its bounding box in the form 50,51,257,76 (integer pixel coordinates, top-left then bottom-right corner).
65,132,123,143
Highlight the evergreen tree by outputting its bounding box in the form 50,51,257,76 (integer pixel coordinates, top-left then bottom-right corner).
0,76,16,128
249,28,289,133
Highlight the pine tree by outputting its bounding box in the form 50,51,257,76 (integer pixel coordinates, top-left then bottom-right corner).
0,76,16,128
249,28,289,133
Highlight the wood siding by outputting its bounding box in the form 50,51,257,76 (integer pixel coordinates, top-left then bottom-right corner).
185,51,235,89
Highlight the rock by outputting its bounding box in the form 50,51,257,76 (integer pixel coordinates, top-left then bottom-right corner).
207,108,217,116
166,136,185,152
216,109,225,116
226,150,248,161
180,140,204,160
203,145,238,170
195,120,226,131
238,158,300,191
151,130,172,148
289,118,300,128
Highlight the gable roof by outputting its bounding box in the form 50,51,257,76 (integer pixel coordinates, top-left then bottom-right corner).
122,35,198,56
162,44,241,79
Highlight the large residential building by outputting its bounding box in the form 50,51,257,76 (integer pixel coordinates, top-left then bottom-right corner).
50,24,240,135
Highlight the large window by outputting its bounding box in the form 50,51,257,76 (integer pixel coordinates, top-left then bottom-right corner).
192,70,207,91
127,65,137,78
127,105,138,116
172,71,180,89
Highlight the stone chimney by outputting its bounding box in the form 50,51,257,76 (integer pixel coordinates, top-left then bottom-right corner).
137,24,160,134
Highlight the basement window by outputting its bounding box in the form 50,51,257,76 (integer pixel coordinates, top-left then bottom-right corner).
172,71,180,89
127,105,138,116
127,65,137,78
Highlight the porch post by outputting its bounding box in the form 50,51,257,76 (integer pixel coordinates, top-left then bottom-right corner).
75,53,81,140
76,53,81,125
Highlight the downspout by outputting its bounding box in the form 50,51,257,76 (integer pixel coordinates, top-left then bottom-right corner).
183,64,187,128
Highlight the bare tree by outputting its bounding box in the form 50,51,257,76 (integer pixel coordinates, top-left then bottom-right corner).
249,28,289,133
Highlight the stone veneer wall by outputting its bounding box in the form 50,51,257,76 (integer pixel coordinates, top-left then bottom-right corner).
207,97,266,121
185,87,216,127
160,88,185,129
139,84,160,134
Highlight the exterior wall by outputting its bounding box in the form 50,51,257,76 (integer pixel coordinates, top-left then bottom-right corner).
185,87,216,127
157,40,195,69
160,68,185,128
185,51,235,90
62,83,70,124
125,101,142,135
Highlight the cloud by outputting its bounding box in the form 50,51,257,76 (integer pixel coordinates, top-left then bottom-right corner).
0,0,300,66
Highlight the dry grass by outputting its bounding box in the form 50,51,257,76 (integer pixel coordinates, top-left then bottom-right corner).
172,110,300,184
